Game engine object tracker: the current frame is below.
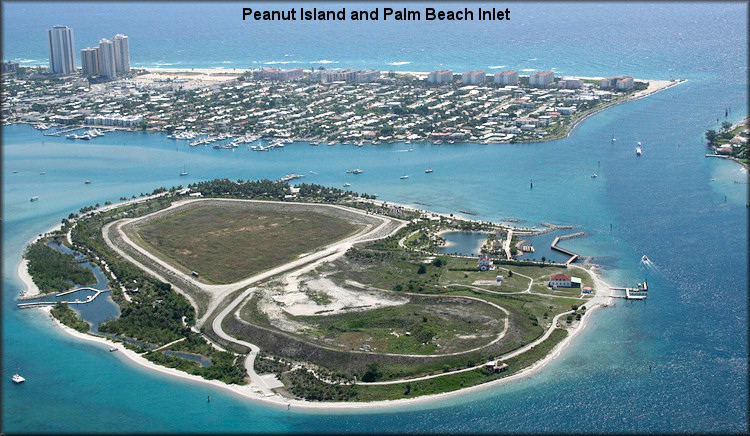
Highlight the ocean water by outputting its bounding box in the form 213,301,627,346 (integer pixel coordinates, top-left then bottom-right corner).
2,2,748,433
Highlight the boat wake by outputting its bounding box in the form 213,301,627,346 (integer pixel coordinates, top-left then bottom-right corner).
640,255,658,271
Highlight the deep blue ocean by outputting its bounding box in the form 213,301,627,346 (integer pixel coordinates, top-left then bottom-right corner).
2,2,748,433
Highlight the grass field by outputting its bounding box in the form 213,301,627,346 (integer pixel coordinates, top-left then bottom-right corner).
292,296,507,355
133,202,360,283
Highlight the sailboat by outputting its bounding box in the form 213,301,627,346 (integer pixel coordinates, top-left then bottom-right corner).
400,166,409,179
180,165,188,176
611,134,616,143
636,141,642,156
424,168,434,173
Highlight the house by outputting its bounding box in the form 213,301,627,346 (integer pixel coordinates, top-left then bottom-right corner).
484,361,509,372
478,254,493,271
549,273,582,289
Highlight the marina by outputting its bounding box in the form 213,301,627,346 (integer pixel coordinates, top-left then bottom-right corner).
1,1,747,433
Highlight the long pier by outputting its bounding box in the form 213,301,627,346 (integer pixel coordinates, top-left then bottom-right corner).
550,232,585,265
44,126,84,136
17,287,107,308
610,280,649,300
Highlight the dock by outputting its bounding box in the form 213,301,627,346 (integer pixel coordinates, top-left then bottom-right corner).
610,280,649,300
550,232,585,265
44,126,84,137
17,287,107,308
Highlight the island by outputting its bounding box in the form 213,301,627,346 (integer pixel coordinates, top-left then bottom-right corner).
2,64,682,145
17,179,621,406
705,117,749,169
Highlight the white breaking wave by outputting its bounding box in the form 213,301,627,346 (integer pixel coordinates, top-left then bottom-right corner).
263,60,295,65
221,61,233,64
489,65,507,69
310,59,338,64
387,61,411,66
521,68,535,72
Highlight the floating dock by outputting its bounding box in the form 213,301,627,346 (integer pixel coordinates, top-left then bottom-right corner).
610,280,649,300
44,126,84,137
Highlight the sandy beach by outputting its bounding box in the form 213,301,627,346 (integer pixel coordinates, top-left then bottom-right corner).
20,227,615,411
16,221,64,298
38,261,612,411
15,186,617,411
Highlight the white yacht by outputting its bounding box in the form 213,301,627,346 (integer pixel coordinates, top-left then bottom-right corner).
425,168,434,173
343,183,351,187
636,142,642,156
12,373,25,384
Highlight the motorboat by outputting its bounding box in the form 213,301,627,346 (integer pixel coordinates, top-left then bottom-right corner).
12,373,25,384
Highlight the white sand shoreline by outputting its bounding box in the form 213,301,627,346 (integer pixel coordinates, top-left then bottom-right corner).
16,195,616,411
16,222,64,298
37,270,612,411
21,258,615,411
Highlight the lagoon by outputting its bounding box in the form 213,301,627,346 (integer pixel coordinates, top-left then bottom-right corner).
1,1,748,433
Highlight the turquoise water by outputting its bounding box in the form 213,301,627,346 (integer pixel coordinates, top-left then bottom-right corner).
2,1,748,433
43,242,120,333
516,230,574,264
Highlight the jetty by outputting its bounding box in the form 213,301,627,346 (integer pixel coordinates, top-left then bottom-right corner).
610,280,649,300
17,287,107,308
550,232,585,265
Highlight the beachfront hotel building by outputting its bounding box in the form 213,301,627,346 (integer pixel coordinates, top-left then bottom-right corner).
112,34,131,74
98,38,117,79
494,70,519,86
80,47,100,76
558,77,583,89
428,69,454,84
47,25,76,75
529,70,555,88
311,68,381,83
600,76,634,91
462,70,486,85
254,67,304,81
355,69,380,83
